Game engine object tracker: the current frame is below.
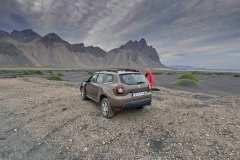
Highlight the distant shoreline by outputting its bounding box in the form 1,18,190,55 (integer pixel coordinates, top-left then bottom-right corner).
1,67,240,74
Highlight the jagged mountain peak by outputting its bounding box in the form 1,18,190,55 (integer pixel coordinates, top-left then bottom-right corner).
139,38,147,45
11,29,41,42
41,33,64,42
120,38,149,50
40,33,69,47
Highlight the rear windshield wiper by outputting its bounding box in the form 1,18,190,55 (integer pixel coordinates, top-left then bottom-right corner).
137,81,145,84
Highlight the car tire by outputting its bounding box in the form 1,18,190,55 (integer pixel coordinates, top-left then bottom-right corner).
100,97,114,119
80,87,87,100
137,106,144,109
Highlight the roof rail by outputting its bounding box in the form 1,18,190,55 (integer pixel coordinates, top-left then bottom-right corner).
101,68,140,72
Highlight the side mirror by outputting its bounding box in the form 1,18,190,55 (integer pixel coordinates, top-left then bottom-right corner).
86,76,92,83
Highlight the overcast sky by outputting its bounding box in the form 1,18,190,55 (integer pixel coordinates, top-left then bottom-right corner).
1,0,240,69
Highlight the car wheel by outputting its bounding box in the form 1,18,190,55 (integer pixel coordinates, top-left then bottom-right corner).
101,97,114,119
137,106,144,109
80,87,87,100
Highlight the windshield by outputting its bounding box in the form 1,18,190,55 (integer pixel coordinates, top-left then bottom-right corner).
120,73,147,85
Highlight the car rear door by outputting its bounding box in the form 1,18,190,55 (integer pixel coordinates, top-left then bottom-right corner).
119,73,149,96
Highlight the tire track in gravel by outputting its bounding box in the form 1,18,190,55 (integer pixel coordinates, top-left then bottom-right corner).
25,114,83,159
1,93,79,137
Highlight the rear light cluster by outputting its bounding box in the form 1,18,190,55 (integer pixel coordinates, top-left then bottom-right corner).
115,85,124,94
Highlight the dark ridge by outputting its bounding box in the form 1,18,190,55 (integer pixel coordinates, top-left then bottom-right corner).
0,31,10,37
69,43,85,52
85,46,107,57
120,38,149,50
40,33,69,47
11,29,41,42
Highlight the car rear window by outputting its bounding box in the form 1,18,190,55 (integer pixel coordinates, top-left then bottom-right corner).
120,73,147,85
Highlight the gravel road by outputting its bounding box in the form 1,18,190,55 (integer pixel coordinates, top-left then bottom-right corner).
0,77,240,160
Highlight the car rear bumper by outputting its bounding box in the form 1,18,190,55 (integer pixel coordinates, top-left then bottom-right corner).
110,92,152,110
123,98,151,109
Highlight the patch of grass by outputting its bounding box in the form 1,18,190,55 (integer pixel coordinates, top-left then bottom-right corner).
176,79,198,87
47,74,63,81
22,70,43,75
178,72,198,81
233,74,240,78
191,71,213,76
176,72,199,87
0,70,43,76
56,72,63,77
166,72,175,75
47,70,53,74
152,71,165,75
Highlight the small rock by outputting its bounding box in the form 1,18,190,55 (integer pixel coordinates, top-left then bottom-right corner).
83,147,88,152
0,137,6,140
69,139,73,142
14,129,17,132
62,108,67,111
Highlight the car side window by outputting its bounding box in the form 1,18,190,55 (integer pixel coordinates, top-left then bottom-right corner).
90,73,98,83
96,73,104,83
103,74,113,83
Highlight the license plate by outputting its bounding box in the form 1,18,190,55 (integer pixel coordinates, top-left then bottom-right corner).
132,92,145,97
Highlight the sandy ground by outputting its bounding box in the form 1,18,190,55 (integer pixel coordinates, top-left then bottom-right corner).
0,77,240,160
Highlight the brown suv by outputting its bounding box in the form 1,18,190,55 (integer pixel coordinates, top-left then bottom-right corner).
80,69,152,118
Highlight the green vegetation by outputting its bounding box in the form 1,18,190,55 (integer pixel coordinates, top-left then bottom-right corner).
152,70,165,75
176,79,198,87
0,70,43,76
0,69,65,81
191,71,240,76
47,74,63,81
178,72,198,81
56,72,64,77
47,71,64,81
21,70,43,75
47,70,53,74
176,72,199,87
233,74,240,78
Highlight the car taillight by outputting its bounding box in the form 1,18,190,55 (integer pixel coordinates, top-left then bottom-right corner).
115,85,124,94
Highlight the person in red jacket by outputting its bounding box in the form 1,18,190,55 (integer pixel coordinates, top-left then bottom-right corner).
144,68,155,90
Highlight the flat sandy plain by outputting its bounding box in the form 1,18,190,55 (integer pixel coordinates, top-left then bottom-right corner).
0,77,240,160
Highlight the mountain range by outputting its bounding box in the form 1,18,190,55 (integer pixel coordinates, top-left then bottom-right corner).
0,29,164,68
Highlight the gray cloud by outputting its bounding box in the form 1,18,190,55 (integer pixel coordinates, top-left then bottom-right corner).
0,0,240,69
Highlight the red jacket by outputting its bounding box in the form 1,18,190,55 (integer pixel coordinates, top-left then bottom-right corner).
145,70,154,89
